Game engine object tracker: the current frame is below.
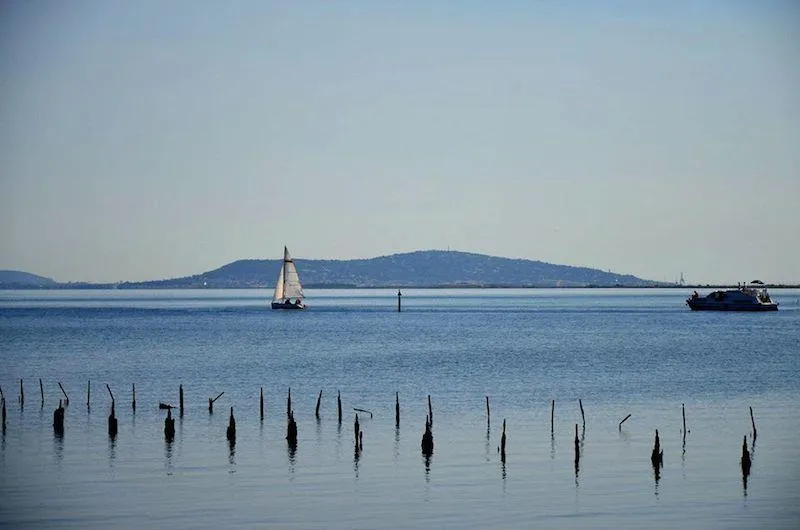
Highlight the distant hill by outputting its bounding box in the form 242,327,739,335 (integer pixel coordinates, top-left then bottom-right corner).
117,250,655,288
0,270,57,288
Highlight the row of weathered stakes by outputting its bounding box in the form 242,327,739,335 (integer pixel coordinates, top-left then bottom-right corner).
0,380,758,485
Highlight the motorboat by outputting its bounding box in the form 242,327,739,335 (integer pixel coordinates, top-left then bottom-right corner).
686,281,777,311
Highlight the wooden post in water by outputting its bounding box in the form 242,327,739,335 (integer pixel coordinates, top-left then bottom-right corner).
164,408,175,441
208,392,224,414
260,387,264,421
500,419,507,463
618,414,631,430
53,399,65,434
741,435,751,476
132,383,136,412
2,385,6,431
397,289,402,312
226,407,236,443
651,429,663,467
39,378,44,407
58,382,69,406
579,399,585,431
107,384,117,438
574,423,580,464
421,415,434,456
286,410,297,446
354,413,360,445
87,380,91,410
427,395,433,427
337,390,342,424
550,400,555,435
286,388,292,418
749,406,757,441
315,390,322,419
486,396,490,425
395,392,400,428
682,403,687,444
19,379,23,407
179,384,184,417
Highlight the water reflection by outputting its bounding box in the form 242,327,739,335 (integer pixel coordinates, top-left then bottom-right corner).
286,440,297,477
550,434,555,460
393,426,400,461
53,429,64,465
484,421,491,462
423,453,432,483
228,439,236,473
164,440,174,475
353,441,361,479
108,436,117,468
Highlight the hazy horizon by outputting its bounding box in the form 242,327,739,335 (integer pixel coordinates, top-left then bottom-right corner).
2,1,798,284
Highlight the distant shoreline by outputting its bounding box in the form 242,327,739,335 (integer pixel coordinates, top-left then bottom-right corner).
2,284,799,290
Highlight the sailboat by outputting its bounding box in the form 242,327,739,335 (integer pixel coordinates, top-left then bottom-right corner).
271,246,306,310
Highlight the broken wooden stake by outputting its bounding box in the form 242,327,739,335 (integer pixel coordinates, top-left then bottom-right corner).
108,401,118,438
179,384,184,417
500,419,507,463
164,408,175,441
53,399,65,434
651,429,663,468
337,390,342,424
421,414,434,456
286,388,292,418
741,435,751,476
618,414,631,430
749,406,757,441
132,383,136,412
286,410,297,446
226,407,236,443
579,399,585,431
428,395,433,426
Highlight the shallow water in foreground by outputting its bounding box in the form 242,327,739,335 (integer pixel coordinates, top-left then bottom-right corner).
1,288,799,529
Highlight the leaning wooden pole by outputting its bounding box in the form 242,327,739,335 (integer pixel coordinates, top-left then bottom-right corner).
618,414,631,430
57,382,69,406
682,403,687,444
579,399,585,431
749,406,757,440
315,390,322,419
107,384,117,438
39,378,44,407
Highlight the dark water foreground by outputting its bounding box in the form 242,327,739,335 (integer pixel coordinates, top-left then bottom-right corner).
1,288,799,529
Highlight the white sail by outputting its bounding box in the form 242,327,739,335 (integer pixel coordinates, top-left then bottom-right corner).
272,262,285,301
272,246,303,302
281,247,304,299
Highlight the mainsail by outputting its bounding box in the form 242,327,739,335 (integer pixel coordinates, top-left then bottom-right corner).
272,246,304,302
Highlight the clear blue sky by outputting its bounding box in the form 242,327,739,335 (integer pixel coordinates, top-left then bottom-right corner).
1,1,798,284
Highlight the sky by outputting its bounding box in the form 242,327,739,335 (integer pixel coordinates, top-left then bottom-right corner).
1,1,798,284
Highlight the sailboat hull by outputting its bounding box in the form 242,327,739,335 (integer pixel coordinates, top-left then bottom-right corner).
271,301,306,310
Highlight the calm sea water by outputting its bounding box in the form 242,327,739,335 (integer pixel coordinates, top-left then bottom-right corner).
1,288,799,529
